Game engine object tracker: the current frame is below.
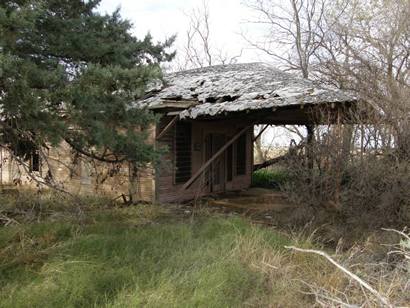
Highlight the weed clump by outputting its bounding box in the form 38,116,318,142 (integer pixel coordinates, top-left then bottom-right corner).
251,168,289,189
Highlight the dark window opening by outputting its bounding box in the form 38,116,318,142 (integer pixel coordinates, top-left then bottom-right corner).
227,144,233,181
30,151,40,172
236,133,247,175
175,122,192,183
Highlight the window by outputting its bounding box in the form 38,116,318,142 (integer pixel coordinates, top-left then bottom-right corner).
236,133,247,175
30,151,40,172
175,122,192,183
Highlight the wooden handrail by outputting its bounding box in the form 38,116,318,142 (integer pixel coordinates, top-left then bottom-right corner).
252,124,270,142
156,115,179,140
180,125,251,191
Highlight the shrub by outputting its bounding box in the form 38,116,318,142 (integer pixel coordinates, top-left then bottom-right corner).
251,168,290,189
279,115,410,228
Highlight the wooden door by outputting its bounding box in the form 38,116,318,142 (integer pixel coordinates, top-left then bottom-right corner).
205,134,226,193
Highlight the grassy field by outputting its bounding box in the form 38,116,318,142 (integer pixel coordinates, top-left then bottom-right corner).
0,193,408,307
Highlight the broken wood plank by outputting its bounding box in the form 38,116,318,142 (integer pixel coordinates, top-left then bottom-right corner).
180,125,251,191
252,124,270,142
156,115,179,140
253,155,288,171
149,100,199,110
253,141,305,171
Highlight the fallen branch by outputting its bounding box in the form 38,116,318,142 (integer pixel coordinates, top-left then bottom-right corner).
381,228,410,242
298,279,360,308
0,213,20,226
382,228,410,261
253,141,305,171
253,154,288,171
285,246,393,308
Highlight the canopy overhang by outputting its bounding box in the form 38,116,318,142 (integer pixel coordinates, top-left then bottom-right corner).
137,62,358,125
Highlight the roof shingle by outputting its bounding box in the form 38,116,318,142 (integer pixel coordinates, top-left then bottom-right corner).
139,62,355,119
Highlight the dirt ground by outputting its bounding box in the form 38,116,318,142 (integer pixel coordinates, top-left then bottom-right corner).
186,188,308,223
175,188,404,250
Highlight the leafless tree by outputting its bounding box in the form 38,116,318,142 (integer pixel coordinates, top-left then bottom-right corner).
321,0,410,158
243,0,328,78
175,0,242,71
245,0,409,156
242,0,327,157
244,0,409,216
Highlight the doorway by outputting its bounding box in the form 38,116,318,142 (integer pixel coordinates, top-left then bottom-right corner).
205,133,226,193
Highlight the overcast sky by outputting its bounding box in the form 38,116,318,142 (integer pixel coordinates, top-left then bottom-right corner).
98,0,271,65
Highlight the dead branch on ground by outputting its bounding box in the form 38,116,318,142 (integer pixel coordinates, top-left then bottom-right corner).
285,245,393,307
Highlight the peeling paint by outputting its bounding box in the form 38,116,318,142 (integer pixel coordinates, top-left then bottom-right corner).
138,62,356,119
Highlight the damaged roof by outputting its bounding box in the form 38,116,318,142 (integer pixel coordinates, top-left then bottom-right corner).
138,62,356,119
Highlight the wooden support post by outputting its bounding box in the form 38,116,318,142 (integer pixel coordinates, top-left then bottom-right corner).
252,124,270,142
156,115,178,140
306,124,315,169
180,126,251,191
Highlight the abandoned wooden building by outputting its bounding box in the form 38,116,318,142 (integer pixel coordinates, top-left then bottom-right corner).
0,63,356,203
138,62,356,202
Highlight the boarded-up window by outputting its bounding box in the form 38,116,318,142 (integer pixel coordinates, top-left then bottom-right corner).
175,122,192,183
227,144,233,181
236,133,246,175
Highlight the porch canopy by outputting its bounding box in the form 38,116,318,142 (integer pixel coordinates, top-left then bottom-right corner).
137,63,358,193
137,62,357,125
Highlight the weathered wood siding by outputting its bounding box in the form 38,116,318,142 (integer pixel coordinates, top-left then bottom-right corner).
0,118,252,204
156,117,253,203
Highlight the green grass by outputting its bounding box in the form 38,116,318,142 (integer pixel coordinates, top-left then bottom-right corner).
251,168,290,189
0,205,296,308
2,192,406,307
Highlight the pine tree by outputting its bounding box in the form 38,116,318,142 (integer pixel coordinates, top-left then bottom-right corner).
0,0,174,167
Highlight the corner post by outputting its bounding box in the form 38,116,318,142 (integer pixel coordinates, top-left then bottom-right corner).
306,124,315,169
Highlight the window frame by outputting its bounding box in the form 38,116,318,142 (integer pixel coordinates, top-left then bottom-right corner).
29,150,41,173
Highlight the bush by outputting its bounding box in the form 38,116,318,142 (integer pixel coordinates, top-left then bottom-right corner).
279,118,410,228
251,168,289,189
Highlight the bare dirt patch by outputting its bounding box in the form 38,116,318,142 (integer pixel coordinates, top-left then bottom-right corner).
184,188,407,250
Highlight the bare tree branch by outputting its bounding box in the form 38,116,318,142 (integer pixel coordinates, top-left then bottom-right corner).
176,0,243,70
285,246,394,307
